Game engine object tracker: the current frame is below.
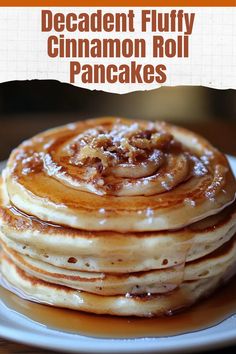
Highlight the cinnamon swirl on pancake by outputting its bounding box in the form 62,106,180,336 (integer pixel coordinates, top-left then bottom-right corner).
0,117,236,316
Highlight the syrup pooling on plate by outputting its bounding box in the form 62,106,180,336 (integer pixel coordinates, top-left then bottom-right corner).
1,276,236,338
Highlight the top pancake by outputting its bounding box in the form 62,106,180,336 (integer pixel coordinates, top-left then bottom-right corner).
3,117,236,232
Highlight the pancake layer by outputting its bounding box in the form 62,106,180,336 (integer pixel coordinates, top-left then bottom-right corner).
2,254,235,317
1,202,236,274
2,235,236,296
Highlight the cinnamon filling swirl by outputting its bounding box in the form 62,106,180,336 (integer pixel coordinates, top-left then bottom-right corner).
14,119,210,197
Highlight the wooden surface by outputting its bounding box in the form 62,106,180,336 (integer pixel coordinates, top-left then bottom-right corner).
0,116,236,353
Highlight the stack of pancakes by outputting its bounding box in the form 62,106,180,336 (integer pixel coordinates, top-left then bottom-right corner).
0,117,236,317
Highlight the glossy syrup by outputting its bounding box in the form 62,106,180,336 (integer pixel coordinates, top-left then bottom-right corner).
0,277,236,339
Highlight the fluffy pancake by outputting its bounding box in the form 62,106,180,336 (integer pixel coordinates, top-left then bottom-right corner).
2,235,236,296
4,118,236,232
1,180,236,273
2,253,235,317
1,117,236,317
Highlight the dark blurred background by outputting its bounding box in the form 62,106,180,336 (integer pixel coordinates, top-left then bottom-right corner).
0,80,235,160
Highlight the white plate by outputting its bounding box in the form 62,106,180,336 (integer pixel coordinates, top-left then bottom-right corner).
0,156,236,354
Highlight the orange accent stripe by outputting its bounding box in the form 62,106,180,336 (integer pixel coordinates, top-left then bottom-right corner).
0,0,235,6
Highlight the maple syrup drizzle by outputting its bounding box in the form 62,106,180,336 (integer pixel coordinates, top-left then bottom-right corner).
0,277,236,339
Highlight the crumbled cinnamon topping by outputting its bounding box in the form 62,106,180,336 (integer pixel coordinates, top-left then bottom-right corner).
67,122,176,173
